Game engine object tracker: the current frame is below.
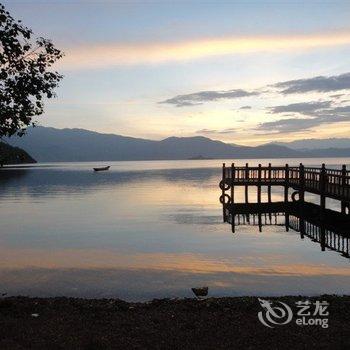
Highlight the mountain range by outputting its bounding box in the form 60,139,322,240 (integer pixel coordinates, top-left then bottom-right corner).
5,126,350,162
267,138,350,150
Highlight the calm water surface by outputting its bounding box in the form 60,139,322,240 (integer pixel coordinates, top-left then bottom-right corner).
0,158,349,300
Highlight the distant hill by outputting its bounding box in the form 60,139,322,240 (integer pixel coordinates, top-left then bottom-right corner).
0,141,36,165
7,126,302,162
7,127,156,162
6,126,350,162
305,147,350,157
267,138,350,150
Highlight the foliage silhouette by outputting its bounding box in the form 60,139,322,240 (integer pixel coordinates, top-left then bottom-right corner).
0,3,63,138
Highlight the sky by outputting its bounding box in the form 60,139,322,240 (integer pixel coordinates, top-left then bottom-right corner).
4,0,350,145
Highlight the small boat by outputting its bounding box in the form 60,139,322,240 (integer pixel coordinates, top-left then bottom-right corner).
93,166,110,172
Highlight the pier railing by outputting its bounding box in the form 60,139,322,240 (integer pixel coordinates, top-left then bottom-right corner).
221,163,350,203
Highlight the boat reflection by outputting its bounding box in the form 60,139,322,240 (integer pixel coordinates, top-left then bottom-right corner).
225,201,350,259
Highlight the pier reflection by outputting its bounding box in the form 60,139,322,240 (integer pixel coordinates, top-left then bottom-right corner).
225,201,350,259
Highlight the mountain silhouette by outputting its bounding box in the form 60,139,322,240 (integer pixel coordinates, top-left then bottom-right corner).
6,126,349,162
268,138,350,150
0,141,36,164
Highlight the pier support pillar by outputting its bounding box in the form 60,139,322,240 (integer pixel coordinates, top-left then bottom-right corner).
268,163,272,222
299,163,305,238
299,216,305,239
245,163,249,223
320,223,326,251
257,164,262,232
319,164,327,250
285,212,290,232
257,164,262,205
284,164,289,204
245,162,249,204
341,165,347,215
341,201,346,214
267,186,272,203
320,163,326,218
284,164,290,231
222,163,227,222
299,163,305,203
231,163,235,233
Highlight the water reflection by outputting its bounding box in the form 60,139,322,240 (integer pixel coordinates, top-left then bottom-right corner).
1,160,350,300
0,167,219,198
226,201,350,259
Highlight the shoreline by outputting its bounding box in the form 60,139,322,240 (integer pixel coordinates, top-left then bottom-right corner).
1,295,349,349
2,155,350,166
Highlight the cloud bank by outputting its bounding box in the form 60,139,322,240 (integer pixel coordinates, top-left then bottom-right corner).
272,72,350,94
258,102,350,133
160,89,258,107
160,71,350,136
196,128,237,135
268,101,332,114
161,72,350,108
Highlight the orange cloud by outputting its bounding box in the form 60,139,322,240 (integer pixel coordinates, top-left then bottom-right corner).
58,31,350,70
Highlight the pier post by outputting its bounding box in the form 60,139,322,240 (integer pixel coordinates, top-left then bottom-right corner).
285,212,290,232
222,163,227,222
284,164,289,231
231,163,235,233
257,164,262,205
320,163,326,217
245,163,249,204
299,163,305,203
268,163,272,222
320,222,326,251
341,165,347,214
258,164,262,232
284,164,289,204
299,163,305,238
245,163,249,223
268,163,272,203
299,216,305,239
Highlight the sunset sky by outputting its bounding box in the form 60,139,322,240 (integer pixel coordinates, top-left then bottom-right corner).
5,0,350,145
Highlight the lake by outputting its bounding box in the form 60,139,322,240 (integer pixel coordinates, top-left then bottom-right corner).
0,158,349,300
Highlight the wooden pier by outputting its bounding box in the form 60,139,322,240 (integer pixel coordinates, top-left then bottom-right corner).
220,163,350,233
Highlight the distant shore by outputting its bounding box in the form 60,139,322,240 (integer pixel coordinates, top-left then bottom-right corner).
0,141,36,165
1,295,349,349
